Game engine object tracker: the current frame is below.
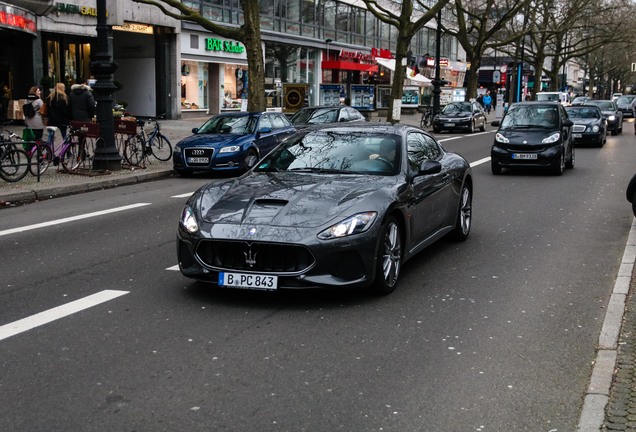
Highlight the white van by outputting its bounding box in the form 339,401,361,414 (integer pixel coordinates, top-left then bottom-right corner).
535,92,569,105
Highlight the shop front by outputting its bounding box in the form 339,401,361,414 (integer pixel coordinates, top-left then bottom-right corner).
321,48,378,112
180,29,249,117
0,2,37,121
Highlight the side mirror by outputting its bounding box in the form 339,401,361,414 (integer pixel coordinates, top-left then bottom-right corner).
192,127,199,134
563,119,573,127
419,159,442,175
491,120,501,127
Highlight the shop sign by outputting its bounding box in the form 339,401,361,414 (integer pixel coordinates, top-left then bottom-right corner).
205,38,245,54
55,3,98,16
0,5,37,34
339,49,374,63
113,23,153,34
371,48,393,59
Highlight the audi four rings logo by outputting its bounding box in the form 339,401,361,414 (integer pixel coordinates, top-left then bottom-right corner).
244,244,257,268
191,149,205,155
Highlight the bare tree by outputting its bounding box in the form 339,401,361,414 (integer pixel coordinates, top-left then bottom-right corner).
361,0,449,123
132,0,266,111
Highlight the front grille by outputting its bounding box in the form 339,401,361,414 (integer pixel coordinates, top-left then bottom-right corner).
196,240,315,274
184,147,214,167
573,125,586,133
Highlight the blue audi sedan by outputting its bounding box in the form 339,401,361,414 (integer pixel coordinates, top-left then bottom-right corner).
173,111,296,176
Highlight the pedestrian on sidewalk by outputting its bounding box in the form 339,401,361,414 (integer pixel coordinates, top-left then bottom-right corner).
69,77,95,122
24,86,45,140
482,91,492,114
46,82,70,139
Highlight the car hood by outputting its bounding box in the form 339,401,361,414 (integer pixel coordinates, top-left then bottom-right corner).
438,112,472,119
497,128,559,143
176,133,248,148
600,110,618,116
570,118,599,126
197,172,396,229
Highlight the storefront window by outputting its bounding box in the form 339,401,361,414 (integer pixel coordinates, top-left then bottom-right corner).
222,63,245,109
46,40,60,84
181,60,208,110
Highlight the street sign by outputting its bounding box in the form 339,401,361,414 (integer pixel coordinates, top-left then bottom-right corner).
493,71,501,83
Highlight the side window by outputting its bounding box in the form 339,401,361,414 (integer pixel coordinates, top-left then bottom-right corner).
338,109,349,122
349,108,364,120
407,132,442,170
270,114,286,129
259,115,273,130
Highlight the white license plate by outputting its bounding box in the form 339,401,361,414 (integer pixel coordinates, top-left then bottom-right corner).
444,123,455,127
512,153,538,160
573,133,582,138
218,272,278,291
187,157,209,164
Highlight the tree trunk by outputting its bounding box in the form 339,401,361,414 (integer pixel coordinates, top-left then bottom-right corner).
387,38,411,124
242,0,265,111
464,56,481,101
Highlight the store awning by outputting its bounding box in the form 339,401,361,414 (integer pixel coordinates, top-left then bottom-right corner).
375,57,432,86
322,60,378,73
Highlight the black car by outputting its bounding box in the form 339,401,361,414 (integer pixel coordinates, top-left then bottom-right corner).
564,105,606,147
177,123,473,295
432,101,487,133
627,173,636,216
615,95,636,118
172,111,296,176
490,101,574,175
585,99,623,135
289,105,366,125
570,96,590,106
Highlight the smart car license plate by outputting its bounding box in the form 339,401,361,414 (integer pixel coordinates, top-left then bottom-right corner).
512,153,537,160
444,123,455,127
187,157,209,164
218,272,278,291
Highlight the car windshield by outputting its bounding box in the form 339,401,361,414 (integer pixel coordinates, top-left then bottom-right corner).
587,101,614,110
500,106,559,128
255,131,401,175
565,107,600,119
197,115,257,135
617,96,635,104
442,103,472,114
291,108,339,124
536,94,560,102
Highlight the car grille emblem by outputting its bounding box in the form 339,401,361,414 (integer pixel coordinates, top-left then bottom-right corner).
244,244,257,268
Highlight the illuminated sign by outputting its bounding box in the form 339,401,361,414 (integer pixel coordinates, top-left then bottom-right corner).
339,49,374,62
55,3,98,16
205,38,245,54
0,5,37,34
113,23,153,34
371,48,393,59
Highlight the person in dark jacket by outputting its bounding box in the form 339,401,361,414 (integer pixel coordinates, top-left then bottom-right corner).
68,77,95,122
46,82,70,138
25,86,45,140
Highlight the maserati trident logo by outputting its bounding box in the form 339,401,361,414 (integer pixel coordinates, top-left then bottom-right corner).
244,244,257,268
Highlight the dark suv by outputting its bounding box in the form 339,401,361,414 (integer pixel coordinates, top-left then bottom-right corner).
490,102,574,175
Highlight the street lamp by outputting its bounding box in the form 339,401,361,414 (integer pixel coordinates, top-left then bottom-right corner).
432,8,443,116
90,0,121,171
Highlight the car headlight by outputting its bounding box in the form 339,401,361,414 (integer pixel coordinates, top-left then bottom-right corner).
542,132,561,144
608,115,616,121
592,125,599,132
495,132,509,143
317,212,378,240
180,205,199,233
219,145,241,153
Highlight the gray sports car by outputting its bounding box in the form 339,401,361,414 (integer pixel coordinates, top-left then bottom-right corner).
177,123,473,295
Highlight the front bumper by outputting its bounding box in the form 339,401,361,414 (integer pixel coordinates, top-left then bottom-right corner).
433,118,473,131
491,143,561,169
173,147,245,173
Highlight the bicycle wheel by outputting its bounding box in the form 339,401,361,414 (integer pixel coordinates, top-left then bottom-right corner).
61,134,82,172
0,147,29,182
150,133,172,161
29,143,53,176
123,135,145,167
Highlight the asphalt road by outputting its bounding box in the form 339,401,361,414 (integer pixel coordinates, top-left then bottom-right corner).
0,124,634,431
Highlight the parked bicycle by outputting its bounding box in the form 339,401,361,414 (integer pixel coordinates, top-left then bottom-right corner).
0,123,29,182
123,114,172,167
420,106,433,129
24,125,89,175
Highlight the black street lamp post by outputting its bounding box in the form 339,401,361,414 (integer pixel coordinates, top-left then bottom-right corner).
91,0,121,171
431,9,443,116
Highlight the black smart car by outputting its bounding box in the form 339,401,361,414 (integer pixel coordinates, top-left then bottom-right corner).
490,102,574,175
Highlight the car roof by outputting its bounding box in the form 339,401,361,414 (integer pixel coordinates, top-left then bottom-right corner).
510,101,562,107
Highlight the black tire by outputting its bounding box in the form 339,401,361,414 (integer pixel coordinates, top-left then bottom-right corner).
123,135,145,167
468,121,475,133
451,184,472,241
552,148,565,176
150,134,172,161
0,148,29,182
29,143,52,176
243,149,259,171
61,135,82,172
565,145,575,169
632,196,636,218
491,160,502,175
480,120,486,132
372,216,402,295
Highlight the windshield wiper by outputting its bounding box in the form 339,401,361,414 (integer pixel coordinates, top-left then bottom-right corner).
289,167,352,174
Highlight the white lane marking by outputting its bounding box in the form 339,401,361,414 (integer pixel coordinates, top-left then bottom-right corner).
0,290,129,341
0,203,151,237
470,157,491,167
438,136,463,142
166,265,180,271
172,192,194,198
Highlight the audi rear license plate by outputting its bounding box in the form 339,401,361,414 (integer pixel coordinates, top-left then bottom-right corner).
512,153,538,160
218,272,278,291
